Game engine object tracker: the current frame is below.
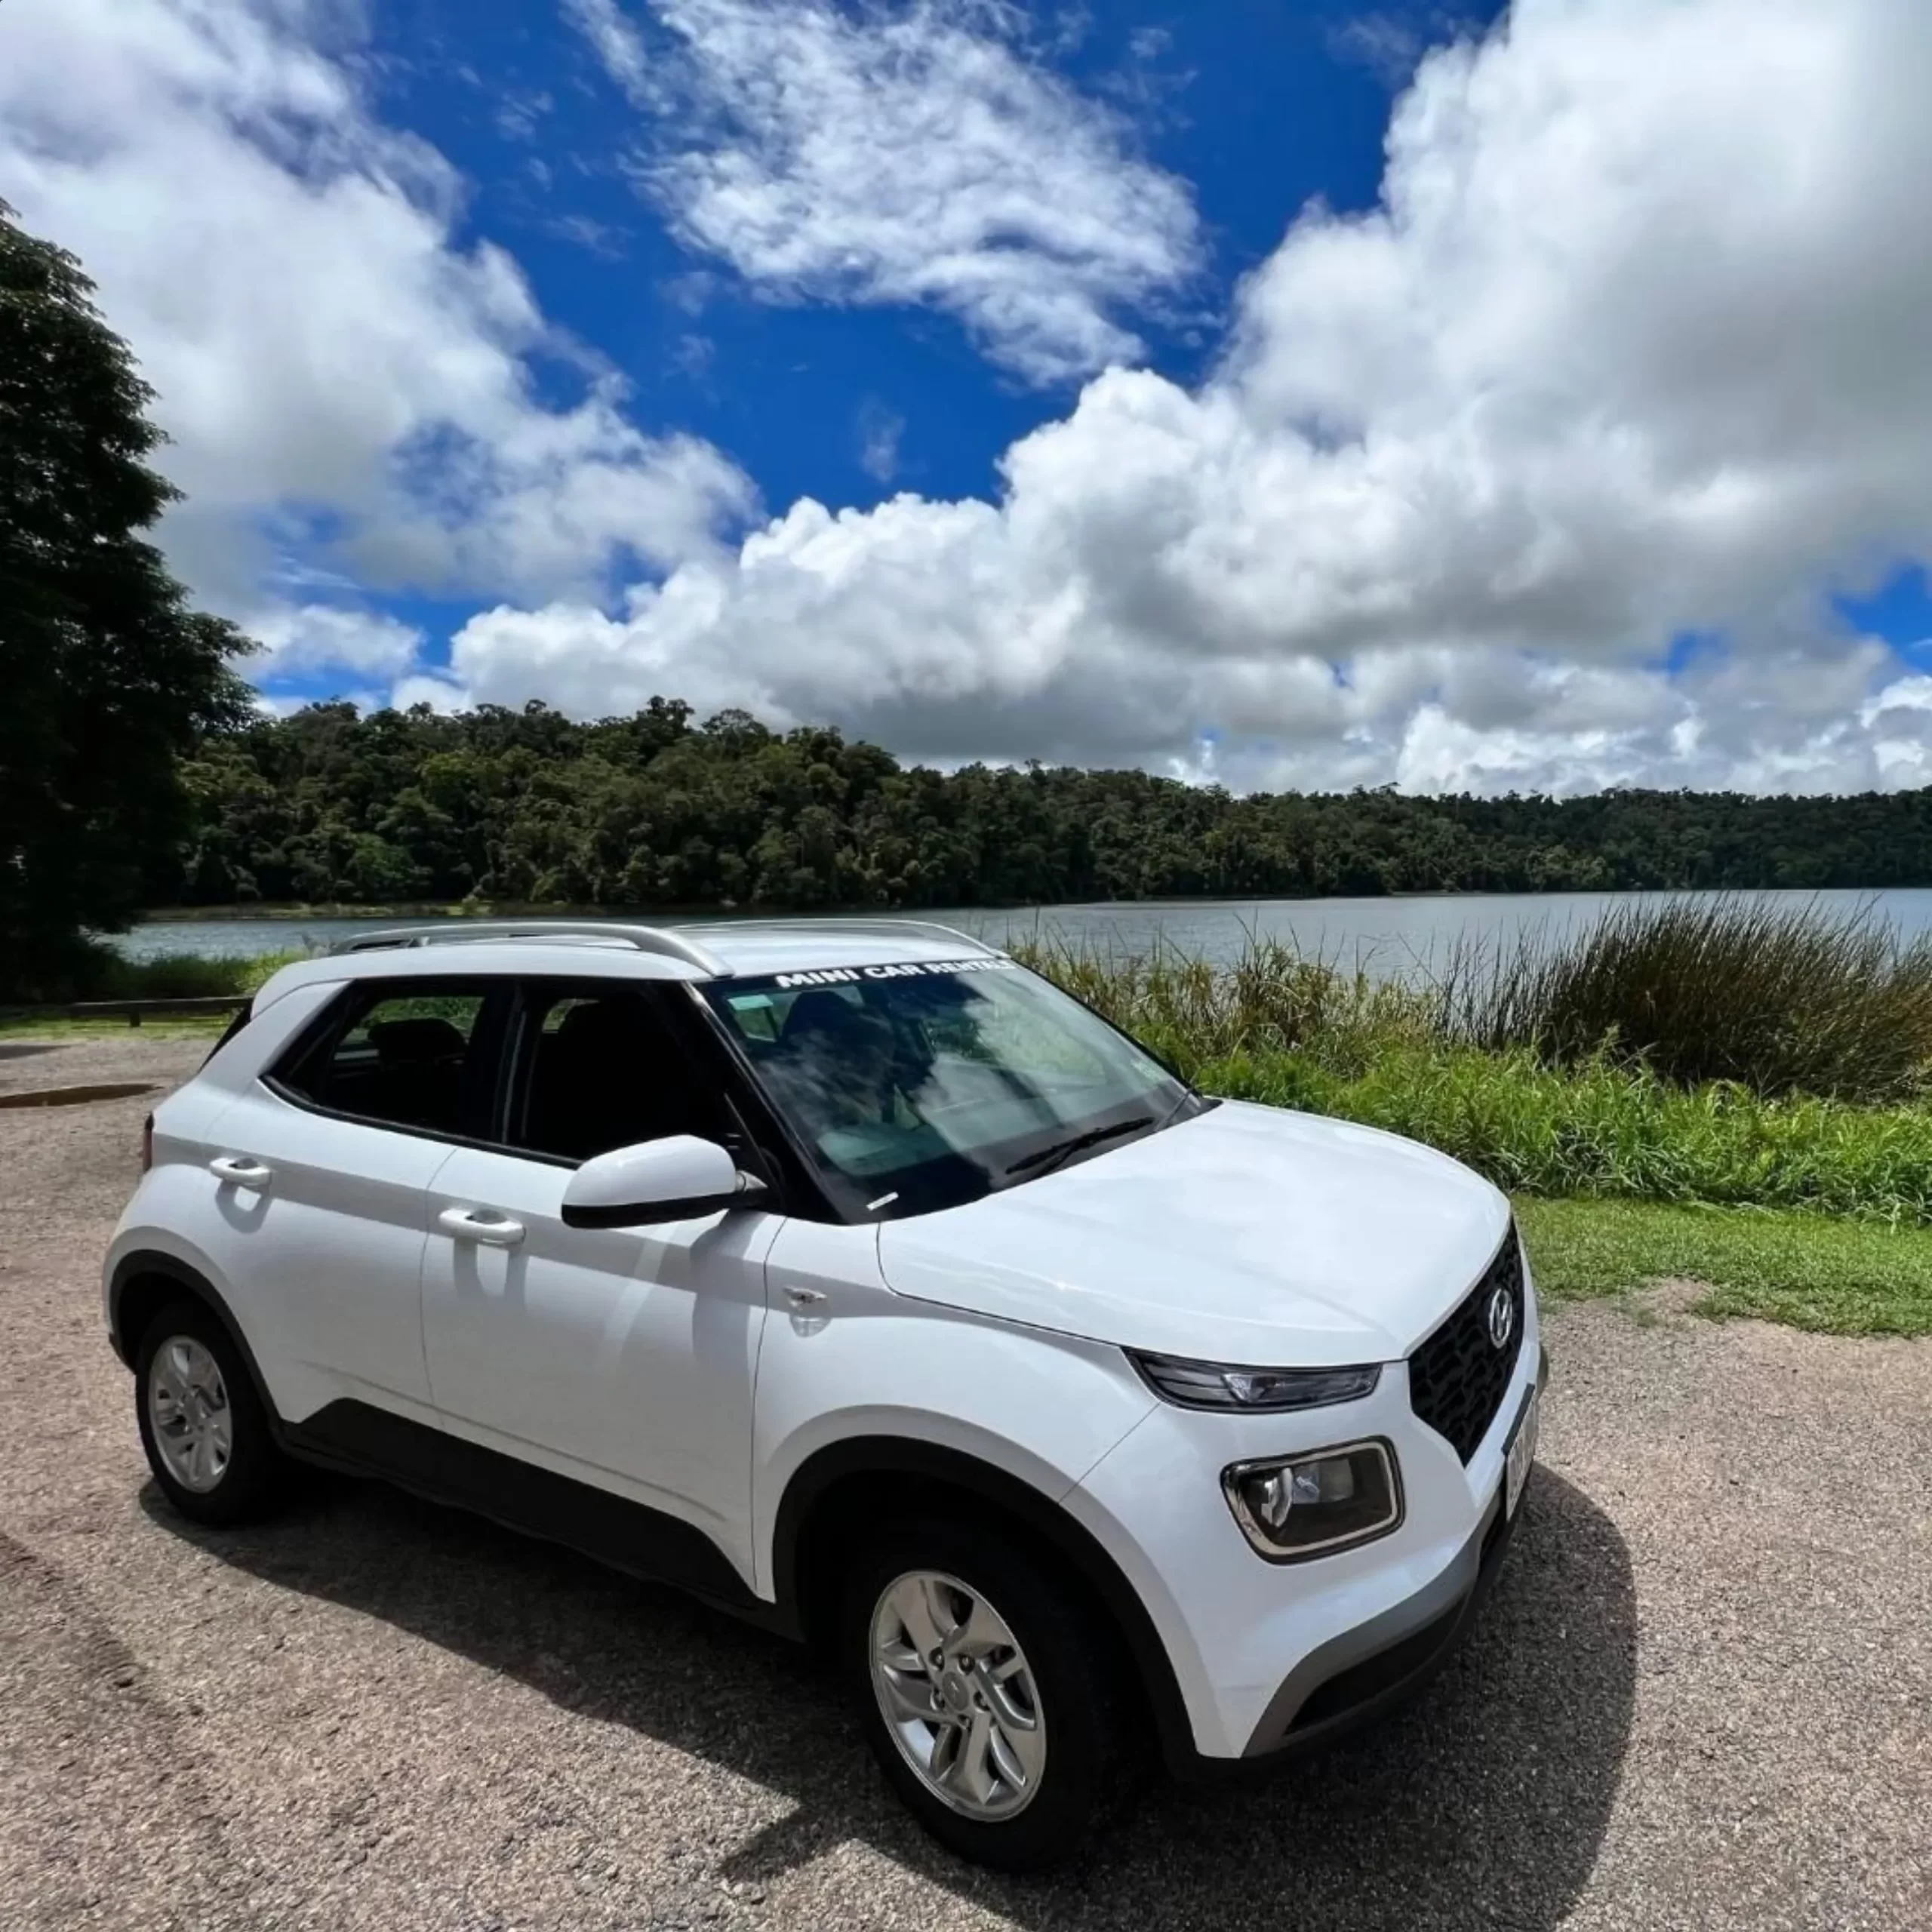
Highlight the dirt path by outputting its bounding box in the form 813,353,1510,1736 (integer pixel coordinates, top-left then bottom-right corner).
2,1038,1927,1931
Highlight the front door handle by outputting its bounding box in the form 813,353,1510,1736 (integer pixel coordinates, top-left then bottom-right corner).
208,1155,272,1189
437,1206,525,1248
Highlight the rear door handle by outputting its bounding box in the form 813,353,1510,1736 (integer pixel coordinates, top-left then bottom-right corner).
208,1155,272,1189
438,1206,525,1249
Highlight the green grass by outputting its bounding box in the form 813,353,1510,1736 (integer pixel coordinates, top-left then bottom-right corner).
1194,1043,1932,1223
1517,1195,1932,1336
94,950,306,999
1018,924,1932,1226
0,949,302,1036
5,931,1930,1336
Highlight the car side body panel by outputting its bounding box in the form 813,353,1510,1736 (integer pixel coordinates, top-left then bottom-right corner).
422,1142,784,1582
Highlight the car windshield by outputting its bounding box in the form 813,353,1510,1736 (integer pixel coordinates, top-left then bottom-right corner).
705,957,1198,1220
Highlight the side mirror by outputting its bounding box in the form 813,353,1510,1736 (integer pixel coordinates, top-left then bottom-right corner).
561,1134,768,1229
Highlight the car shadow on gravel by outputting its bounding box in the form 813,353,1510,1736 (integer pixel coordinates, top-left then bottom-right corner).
148,1465,1635,1930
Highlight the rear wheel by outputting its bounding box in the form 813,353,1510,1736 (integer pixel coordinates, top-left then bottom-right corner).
134,1300,290,1525
842,1520,1118,1871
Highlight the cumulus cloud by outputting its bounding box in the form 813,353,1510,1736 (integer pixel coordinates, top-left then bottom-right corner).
460,0,1932,794
248,605,426,678
13,0,1932,795
577,0,1203,384
0,0,755,648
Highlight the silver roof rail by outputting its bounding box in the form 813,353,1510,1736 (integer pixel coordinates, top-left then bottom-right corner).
673,915,1004,956
330,921,731,975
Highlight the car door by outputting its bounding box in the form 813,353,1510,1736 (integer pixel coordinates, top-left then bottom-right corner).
420,978,780,1583
210,976,507,1423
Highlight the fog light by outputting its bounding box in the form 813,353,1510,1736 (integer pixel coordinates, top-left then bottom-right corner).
1223,1441,1402,1561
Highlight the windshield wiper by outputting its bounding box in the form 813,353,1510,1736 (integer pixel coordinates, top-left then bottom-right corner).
1004,1114,1155,1179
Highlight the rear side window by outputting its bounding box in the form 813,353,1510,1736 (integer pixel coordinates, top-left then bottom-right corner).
276,983,493,1137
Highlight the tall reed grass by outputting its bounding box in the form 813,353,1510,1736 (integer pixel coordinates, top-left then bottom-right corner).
1020,896,1932,1105
1015,898,1932,1223
1440,896,1932,1100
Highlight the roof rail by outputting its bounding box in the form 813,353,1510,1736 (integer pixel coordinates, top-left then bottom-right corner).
674,915,1004,956
329,921,730,975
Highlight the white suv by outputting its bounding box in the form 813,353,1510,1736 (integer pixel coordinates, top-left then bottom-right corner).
106,918,1542,1869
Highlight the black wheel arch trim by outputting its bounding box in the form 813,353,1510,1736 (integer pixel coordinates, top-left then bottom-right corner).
109,1251,277,1401
770,1435,1199,1775
109,1251,301,1469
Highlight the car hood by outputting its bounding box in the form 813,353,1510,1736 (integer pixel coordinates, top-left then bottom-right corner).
875,1100,1512,1367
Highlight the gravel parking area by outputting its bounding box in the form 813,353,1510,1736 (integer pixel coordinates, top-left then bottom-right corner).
3,1038,1928,1931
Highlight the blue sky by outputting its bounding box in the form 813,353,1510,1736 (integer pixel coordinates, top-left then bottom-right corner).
5,0,1932,795
365,1,1446,514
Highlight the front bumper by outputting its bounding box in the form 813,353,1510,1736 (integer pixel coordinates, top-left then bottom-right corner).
1068,1281,1544,1767
1244,1334,1546,1756
1242,1465,1518,1755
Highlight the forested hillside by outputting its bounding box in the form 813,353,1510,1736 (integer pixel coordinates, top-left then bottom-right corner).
162,699,1932,910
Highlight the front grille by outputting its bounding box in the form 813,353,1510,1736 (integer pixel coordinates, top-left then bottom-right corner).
1408,1226,1524,1463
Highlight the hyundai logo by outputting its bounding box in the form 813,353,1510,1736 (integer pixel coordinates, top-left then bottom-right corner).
1487,1286,1515,1351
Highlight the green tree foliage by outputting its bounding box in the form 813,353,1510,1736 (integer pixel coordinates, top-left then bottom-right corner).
1,205,254,994
167,695,1932,912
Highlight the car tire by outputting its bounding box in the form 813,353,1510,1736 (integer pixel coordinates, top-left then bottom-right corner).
134,1299,290,1527
841,1518,1120,1872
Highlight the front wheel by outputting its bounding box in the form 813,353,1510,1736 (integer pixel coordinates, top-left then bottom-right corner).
842,1521,1118,1871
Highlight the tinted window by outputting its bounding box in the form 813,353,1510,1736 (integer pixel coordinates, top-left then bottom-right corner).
512,986,723,1161
279,986,490,1136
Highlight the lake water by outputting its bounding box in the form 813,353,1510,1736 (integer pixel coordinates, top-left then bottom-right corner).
118,888,1932,972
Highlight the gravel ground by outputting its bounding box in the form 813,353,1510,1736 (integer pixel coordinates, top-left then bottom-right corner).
2,1038,1928,1932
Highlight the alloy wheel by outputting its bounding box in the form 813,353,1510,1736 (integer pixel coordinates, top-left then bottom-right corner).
868,1568,1048,1820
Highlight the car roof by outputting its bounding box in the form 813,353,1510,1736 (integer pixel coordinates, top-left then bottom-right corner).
250,917,1006,1011
674,918,1001,977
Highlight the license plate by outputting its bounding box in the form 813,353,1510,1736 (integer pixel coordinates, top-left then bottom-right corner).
1503,1384,1540,1520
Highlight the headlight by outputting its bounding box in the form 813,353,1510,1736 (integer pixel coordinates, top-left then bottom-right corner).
1129,1351,1381,1413
1222,1441,1404,1561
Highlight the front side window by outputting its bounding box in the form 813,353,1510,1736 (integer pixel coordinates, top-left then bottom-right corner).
705,958,1196,1218
276,984,490,1136
511,985,725,1161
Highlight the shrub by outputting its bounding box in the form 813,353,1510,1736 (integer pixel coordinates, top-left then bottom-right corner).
11,942,309,1006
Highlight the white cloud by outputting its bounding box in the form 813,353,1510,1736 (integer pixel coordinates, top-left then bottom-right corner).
565,0,654,100
248,604,426,678
577,0,1203,385
1329,14,1431,87
12,0,1932,799
460,0,1932,795
857,405,905,485
389,672,472,715
0,0,755,619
